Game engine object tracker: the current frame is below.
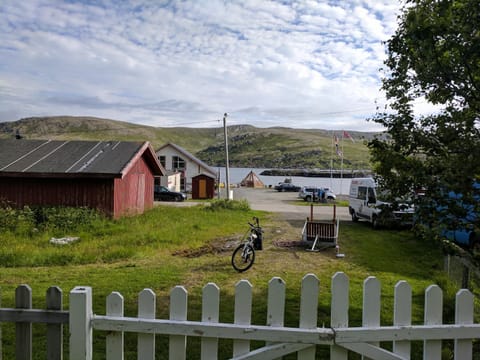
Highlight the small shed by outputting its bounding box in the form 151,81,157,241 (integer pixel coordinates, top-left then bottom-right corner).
158,170,182,192
240,171,264,188
191,174,216,199
0,139,164,218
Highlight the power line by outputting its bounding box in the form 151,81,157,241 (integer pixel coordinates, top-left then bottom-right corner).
161,119,221,127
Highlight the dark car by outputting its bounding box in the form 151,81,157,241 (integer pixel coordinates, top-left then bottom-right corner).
154,185,186,202
274,182,301,192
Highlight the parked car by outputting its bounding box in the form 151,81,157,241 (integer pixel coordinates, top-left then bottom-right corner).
274,182,301,192
154,185,186,202
298,186,336,201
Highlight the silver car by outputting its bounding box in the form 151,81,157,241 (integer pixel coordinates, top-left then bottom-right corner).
298,186,336,202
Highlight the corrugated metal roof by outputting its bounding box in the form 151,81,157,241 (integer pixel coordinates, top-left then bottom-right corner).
0,139,151,176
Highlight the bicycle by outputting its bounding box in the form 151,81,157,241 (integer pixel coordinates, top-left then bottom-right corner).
231,217,263,272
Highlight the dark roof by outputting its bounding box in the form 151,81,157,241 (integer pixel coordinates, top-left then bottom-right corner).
0,139,163,178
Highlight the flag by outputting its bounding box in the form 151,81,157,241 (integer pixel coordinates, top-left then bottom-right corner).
343,130,355,142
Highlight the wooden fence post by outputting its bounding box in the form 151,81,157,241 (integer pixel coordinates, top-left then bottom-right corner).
69,287,92,360
201,283,219,359
137,289,155,360
46,286,63,360
233,280,252,357
16,284,32,360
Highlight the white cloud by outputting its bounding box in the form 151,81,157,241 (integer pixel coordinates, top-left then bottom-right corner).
0,0,404,131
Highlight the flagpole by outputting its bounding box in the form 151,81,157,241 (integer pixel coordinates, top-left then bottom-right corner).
341,131,344,194
330,131,334,190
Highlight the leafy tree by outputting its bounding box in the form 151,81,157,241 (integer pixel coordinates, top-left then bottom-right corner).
368,0,480,243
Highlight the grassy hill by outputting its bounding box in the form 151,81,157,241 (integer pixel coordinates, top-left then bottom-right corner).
0,116,377,169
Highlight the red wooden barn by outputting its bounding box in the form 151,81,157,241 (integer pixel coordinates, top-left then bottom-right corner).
0,139,164,218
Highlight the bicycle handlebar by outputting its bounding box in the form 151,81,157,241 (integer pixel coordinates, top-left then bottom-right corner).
248,218,263,233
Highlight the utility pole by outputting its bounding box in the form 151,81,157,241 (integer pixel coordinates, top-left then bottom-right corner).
223,113,231,200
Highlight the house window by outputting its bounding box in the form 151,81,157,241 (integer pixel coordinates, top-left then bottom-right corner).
172,156,186,171
158,155,166,168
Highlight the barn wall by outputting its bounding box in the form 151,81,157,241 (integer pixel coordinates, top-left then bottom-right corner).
114,155,155,218
0,177,114,216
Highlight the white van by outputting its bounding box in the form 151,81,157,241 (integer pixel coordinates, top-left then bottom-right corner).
348,177,414,228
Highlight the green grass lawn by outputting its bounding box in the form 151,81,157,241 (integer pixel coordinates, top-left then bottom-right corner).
0,201,477,359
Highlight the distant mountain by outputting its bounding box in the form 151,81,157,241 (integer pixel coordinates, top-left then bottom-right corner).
0,116,378,169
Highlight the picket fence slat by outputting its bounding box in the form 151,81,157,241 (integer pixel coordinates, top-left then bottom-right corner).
297,274,319,360
201,283,219,360
362,276,380,360
106,292,124,360
393,281,411,359
16,284,32,360
331,272,349,360
233,280,252,357
423,285,442,359
454,289,474,359
267,277,285,360
46,286,63,360
138,289,155,360
169,286,187,360
267,277,285,328
1,273,480,360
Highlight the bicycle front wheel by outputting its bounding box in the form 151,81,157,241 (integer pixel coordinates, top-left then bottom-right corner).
231,244,255,272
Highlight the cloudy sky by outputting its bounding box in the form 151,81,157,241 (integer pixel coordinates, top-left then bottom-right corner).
1,0,405,130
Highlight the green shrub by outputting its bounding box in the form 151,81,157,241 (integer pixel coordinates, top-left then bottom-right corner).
32,206,102,234
206,199,250,211
0,205,36,235
0,205,104,236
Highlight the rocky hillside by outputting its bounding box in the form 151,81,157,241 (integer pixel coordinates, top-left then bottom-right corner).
0,116,377,169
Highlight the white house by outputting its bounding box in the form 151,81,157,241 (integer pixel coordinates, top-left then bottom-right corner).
156,143,217,192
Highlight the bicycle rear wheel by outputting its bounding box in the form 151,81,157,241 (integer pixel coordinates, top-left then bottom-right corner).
231,243,255,272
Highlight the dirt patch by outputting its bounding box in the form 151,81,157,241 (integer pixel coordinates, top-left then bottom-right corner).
172,238,239,258
272,240,309,249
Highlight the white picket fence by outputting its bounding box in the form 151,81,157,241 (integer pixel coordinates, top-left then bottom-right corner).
0,272,479,359
66,272,480,360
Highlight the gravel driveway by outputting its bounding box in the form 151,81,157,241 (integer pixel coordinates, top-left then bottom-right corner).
157,187,350,221
232,187,350,221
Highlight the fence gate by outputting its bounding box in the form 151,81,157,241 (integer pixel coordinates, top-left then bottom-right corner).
0,273,479,359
